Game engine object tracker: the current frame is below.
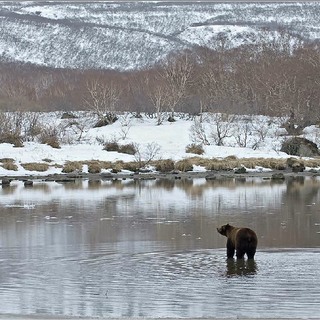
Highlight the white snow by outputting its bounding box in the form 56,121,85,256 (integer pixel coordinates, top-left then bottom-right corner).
0,112,310,178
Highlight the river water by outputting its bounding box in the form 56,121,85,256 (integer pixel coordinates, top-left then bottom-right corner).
0,176,320,318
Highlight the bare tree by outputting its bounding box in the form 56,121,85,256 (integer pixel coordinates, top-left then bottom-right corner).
161,52,194,119
142,71,168,125
209,113,235,146
134,142,161,168
189,117,210,145
84,79,121,126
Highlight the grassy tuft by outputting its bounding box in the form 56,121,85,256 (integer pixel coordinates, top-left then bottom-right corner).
21,162,49,172
1,159,18,171
62,161,82,173
154,159,175,173
87,161,102,174
185,144,204,155
103,141,119,152
175,159,193,172
119,143,137,155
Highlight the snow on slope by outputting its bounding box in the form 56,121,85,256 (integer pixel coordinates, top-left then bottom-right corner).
0,1,319,70
0,112,311,177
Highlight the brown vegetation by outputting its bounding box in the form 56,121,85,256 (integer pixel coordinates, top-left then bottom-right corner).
185,143,204,155
0,35,320,133
2,156,320,174
21,162,49,172
62,161,83,173
0,158,18,171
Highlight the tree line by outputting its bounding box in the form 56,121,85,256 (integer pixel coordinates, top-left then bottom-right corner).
1,34,320,134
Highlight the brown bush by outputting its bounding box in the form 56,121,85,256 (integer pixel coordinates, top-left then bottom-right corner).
0,158,15,162
122,161,141,172
1,159,18,171
111,161,124,173
39,129,61,149
0,133,23,147
185,144,204,155
21,162,49,172
99,161,113,170
119,143,137,155
87,161,102,174
62,161,82,173
305,158,320,168
175,159,193,172
103,141,119,152
205,158,239,171
155,159,175,172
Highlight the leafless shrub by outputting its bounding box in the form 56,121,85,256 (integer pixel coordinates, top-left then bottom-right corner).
21,112,43,142
119,113,133,140
0,112,23,147
84,80,120,126
39,124,61,148
189,118,210,145
234,120,252,148
209,113,235,146
134,142,161,168
61,112,95,142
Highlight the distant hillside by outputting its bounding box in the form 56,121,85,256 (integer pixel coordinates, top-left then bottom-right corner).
0,1,319,70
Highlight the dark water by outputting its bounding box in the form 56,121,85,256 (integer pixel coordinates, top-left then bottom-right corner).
0,176,320,318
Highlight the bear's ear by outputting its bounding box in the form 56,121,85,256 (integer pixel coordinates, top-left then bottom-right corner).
226,223,230,227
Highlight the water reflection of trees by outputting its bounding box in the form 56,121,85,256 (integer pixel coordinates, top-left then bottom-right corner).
2,177,320,249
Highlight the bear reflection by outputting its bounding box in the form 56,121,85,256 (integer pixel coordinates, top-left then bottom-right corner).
226,258,257,277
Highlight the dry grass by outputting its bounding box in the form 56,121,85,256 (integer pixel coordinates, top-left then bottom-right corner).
111,161,124,173
104,141,137,155
119,143,137,155
194,157,290,171
154,159,175,172
0,158,15,162
21,162,49,172
304,158,320,168
87,161,101,174
175,159,193,172
122,161,141,172
0,158,18,171
62,161,83,173
185,144,204,155
5,156,320,176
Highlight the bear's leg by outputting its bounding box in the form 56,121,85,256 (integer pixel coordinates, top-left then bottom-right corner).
235,242,245,259
236,249,245,259
226,239,235,258
246,247,256,259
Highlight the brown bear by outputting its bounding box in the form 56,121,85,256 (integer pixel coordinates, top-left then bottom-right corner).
217,224,258,259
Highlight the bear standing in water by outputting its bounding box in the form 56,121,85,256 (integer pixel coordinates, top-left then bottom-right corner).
217,224,258,259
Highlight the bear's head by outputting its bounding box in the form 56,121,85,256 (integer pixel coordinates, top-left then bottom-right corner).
217,223,231,236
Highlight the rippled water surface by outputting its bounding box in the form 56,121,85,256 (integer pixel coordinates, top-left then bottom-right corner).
0,176,320,318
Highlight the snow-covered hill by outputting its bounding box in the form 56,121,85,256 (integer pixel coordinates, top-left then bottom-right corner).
0,1,319,70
